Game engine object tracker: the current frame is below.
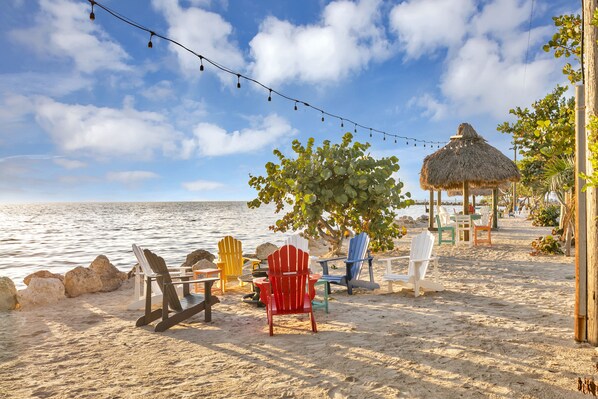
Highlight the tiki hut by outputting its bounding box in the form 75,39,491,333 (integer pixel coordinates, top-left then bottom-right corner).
420,123,520,216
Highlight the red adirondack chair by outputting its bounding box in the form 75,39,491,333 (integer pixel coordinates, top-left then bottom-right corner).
254,245,317,336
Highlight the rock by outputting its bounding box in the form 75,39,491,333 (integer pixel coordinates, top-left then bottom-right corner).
395,216,417,227
0,277,17,311
23,270,64,286
89,255,127,292
181,249,215,267
17,277,65,308
64,266,103,298
417,214,429,222
256,242,278,260
192,259,217,271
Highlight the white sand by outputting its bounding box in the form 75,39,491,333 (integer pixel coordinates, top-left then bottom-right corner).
0,217,592,399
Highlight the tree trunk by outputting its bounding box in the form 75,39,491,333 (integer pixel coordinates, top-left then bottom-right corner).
584,0,598,345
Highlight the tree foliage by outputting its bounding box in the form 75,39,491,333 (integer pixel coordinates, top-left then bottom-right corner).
497,85,575,194
542,14,582,84
247,133,413,254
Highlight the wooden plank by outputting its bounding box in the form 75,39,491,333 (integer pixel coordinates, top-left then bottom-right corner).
576,84,588,342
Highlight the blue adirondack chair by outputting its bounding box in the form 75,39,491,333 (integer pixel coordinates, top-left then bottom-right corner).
317,232,379,295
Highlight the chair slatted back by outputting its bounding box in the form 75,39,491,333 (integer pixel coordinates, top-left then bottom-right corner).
132,244,162,294
284,235,309,252
347,232,370,280
268,245,310,312
408,231,435,280
218,236,244,278
143,249,183,311
435,214,443,229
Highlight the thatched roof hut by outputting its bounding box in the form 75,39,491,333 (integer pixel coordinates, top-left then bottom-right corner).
420,123,520,214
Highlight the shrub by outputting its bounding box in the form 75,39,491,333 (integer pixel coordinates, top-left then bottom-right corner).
530,235,564,256
530,204,560,227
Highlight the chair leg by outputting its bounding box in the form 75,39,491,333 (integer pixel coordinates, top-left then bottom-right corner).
387,281,393,293
310,310,317,333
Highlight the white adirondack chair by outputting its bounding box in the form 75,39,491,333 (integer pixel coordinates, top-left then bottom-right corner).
284,234,309,252
381,230,444,297
128,244,186,310
454,214,473,247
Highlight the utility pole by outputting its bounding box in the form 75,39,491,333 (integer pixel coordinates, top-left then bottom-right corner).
584,0,598,345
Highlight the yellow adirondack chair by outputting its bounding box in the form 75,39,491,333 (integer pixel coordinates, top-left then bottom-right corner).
217,236,260,289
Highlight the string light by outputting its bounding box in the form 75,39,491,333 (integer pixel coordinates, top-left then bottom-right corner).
86,0,447,150
147,31,154,48
383,133,386,141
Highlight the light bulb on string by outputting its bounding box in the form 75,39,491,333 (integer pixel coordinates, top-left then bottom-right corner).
236,74,241,89
394,138,397,144
354,124,357,133
89,1,95,20
267,89,272,102
199,56,204,71
340,119,344,128
383,133,386,141
148,32,154,48
321,111,325,122
294,101,298,111
369,128,372,138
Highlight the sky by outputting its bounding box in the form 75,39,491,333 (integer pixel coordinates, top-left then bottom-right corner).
0,0,577,203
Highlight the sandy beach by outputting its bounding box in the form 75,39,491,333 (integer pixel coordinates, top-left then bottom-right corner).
0,216,592,399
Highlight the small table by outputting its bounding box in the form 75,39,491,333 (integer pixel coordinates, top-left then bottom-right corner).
193,268,224,295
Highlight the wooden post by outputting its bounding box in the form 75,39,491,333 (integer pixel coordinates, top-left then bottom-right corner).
428,190,435,230
576,85,587,342
584,0,598,345
492,188,499,229
463,181,469,215
437,190,442,214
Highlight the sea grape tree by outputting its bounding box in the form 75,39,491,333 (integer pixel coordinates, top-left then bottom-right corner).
248,132,413,254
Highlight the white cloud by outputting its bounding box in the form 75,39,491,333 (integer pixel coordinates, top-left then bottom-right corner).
141,80,176,101
248,0,391,86
151,0,244,80
107,171,160,184
0,72,92,98
394,0,564,119
182,114,295,157
182,179,224,191
389,0,475,59
10,0,130,73
54,158,86,169
33,97,180,159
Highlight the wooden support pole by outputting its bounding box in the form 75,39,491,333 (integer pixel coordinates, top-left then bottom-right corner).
584,0,598,345
492,188,499,229
428,190,435,231
576,84,587,342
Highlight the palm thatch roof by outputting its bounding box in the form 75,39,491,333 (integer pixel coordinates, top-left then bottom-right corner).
420,123,520,191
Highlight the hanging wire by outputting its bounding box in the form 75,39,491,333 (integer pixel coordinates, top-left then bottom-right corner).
87,0,447,149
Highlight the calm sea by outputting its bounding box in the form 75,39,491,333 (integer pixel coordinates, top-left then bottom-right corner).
0,202,428,289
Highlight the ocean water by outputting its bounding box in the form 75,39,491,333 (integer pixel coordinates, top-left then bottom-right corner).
0,202,428,289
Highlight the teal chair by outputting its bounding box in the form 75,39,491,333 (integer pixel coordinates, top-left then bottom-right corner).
435,215,455,245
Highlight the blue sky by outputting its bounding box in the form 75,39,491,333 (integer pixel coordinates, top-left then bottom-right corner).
0,0,576,203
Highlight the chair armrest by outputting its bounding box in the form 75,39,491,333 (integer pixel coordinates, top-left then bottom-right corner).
318,256,347,263
344,256,374,265
317,256,348,275
166,277,220,286
410,256,436,263
381,256,409,274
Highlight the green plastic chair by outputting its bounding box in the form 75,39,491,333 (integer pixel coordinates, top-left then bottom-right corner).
435,215,455,245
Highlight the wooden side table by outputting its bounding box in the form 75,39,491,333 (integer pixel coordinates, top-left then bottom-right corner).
193,267,224,295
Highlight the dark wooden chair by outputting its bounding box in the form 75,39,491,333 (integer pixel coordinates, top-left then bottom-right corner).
136,249,220,332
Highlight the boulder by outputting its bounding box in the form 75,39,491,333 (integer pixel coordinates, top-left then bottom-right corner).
23,270,64,286
0,277,17,311
192,259,217,271
64,266,103,298
89,255,127,292
181,249,215,267
256,242,278,260
17,277,65,308
417,214,429,223
395,216,417,227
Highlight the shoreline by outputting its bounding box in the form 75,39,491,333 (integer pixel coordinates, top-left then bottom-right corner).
0,216,591,398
